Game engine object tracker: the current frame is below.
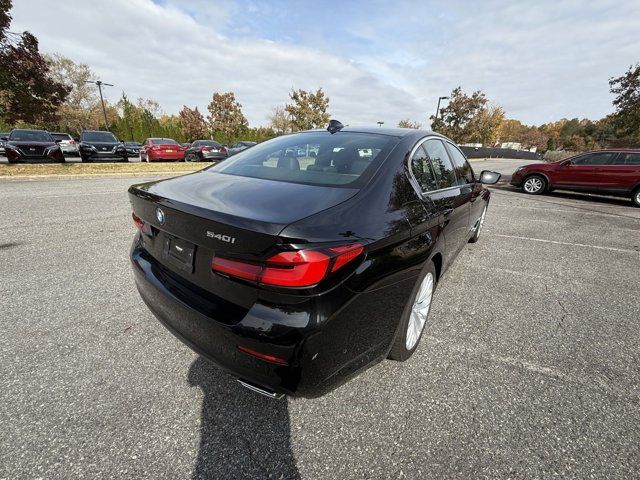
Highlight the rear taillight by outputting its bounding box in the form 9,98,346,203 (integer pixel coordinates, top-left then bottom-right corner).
237,345,288,365
200,146,209,152
220,146,228,154
132,213,151,235
211,243,364,288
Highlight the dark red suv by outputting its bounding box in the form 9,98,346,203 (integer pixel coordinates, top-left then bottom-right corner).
510,149,640,207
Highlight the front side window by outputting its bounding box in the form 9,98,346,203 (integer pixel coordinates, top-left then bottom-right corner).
613,152,640,165
423,139,457,189
209,131,395,187
9,130,53,142
572,152,615,165
447,142,475,184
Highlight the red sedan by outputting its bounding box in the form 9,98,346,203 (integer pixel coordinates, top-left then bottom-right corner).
510,149,640,207
140,138,185,162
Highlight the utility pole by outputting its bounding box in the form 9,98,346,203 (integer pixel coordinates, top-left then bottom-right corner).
377,121,384,127
433,96,449,130
85,80,114,130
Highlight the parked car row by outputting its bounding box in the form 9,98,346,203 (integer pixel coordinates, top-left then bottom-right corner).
1,128,259,164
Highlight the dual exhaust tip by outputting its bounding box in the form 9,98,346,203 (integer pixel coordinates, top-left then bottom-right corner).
237,379,285,400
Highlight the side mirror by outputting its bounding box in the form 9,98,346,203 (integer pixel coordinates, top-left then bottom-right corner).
479,170,501,184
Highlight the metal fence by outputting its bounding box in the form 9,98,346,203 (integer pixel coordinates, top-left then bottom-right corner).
460,146,543,160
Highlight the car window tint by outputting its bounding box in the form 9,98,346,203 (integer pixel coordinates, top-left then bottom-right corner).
51,133,70,141
572,152,615,165
446,142,474,184
410,145,438,192
9,130,53,142
423,139,457,189
209,131,394,188
82,131,118,143
614,152,640,165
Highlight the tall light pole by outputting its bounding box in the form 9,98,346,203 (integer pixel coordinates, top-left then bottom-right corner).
85,80,114,129
377,121,384,127
434,96,449,129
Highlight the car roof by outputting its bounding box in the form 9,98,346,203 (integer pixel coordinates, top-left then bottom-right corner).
11,128,49,133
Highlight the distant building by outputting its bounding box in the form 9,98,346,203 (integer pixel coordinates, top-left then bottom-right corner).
500,142,537,153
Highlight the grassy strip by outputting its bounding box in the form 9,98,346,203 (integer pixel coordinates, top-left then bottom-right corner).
0,162,205,177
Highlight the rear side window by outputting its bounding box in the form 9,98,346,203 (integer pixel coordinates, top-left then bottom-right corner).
446,142,475,184
572,152,615,165
613,152,640,165
423,139,457,189
209,131,395,187
410,145,438,191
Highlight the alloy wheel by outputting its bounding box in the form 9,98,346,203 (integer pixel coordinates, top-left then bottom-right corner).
523,177,543,193
406,272,434,350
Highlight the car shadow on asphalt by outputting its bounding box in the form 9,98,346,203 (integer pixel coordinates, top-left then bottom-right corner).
187,356,301,479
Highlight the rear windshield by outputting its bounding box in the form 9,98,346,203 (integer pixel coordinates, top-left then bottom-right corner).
82,131,118,143
193,140,221,147
50,133,71,141
150,138,178,145
208,131,395,187
9,130,53,142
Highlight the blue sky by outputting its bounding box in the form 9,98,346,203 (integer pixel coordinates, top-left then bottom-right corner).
12,0,640,127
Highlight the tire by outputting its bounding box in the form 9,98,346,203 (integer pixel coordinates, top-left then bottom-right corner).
522,174,546,195
80,154,91,163
468,205,487,243
632,187,640,208
388,261,437,361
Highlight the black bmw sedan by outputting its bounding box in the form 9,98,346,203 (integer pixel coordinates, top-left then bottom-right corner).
3,129,65,163
129,122,500,398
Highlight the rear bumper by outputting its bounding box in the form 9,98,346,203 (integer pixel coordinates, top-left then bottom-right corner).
131,241,405,397
147,151,185,161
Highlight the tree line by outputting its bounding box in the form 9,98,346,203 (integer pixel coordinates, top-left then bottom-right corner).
398,68,639,152
1,0,638,151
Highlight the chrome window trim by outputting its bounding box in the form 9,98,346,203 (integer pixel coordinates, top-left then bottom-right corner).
406,135,465,197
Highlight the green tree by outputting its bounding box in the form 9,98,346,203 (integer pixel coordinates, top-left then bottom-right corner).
0,0,69,126
45,54,105,134
207,91,248,143
609,63,640,144
397,118,421,129
467,105,505,145
268,105,290,135
431,87,488,143
285,88,330,131
179,106,207,141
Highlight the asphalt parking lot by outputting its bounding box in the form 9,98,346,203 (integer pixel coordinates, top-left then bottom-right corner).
1,160,639,479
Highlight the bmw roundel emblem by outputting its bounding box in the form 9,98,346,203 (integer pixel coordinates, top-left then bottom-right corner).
155,208,165,225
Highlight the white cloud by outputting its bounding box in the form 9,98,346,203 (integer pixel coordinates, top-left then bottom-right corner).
10,0,640,127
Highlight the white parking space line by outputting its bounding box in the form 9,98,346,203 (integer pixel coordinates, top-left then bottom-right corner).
489,233,640,254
